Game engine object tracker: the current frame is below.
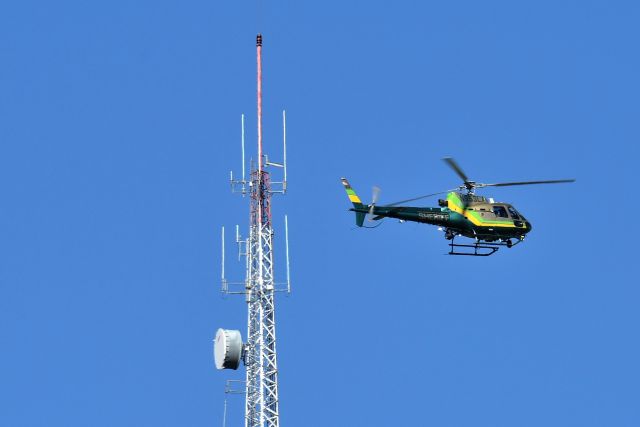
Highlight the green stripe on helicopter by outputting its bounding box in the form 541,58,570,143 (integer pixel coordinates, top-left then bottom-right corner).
447,192,516,228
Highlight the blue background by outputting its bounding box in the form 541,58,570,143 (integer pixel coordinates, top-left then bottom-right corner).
1,1,638,426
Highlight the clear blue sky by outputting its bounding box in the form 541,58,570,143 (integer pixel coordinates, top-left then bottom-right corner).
1,1,639,426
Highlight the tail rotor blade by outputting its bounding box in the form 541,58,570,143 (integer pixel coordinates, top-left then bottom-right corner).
371,186,381,204
368,186,381,221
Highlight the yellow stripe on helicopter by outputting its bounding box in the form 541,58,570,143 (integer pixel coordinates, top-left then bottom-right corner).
447,193,518,228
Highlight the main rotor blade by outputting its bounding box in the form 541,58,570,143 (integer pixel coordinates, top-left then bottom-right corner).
443,157,470,184
478,179,576,188
383,189,455,207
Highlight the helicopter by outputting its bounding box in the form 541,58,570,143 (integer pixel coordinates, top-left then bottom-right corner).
341,157,575,256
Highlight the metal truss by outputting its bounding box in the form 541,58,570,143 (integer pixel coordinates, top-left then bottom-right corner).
243,170,279,427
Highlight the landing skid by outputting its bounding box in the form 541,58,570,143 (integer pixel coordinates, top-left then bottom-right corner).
447,235,522,256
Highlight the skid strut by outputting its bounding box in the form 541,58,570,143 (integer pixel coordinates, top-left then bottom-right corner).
447,235,521,256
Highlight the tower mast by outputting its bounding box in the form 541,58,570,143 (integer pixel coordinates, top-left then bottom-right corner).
216,34,290,427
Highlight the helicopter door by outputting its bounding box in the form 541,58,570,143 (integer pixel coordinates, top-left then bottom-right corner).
492,205,508,219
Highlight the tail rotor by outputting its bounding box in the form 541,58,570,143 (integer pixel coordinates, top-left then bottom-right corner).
368,186,381,220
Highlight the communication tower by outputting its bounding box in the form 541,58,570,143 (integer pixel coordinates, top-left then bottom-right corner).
215,34,291,427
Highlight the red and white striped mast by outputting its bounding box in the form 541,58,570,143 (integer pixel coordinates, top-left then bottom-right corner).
257,34,263,177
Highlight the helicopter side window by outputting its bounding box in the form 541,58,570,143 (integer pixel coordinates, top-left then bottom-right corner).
492,206,508,218
507,206,520,220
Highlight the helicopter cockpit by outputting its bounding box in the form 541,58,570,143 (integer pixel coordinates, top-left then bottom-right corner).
491,204,525,221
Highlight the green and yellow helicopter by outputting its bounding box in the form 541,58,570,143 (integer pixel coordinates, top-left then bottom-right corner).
342,157,575,256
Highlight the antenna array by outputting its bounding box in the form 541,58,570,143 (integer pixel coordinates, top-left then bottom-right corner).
215,34,291,427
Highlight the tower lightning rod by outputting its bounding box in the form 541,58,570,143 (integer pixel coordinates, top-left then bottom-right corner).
257,34,263,176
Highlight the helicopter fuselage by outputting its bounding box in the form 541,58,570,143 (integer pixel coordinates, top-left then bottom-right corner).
353,192,532,242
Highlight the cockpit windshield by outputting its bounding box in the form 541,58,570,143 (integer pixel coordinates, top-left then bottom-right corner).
507,206,520,220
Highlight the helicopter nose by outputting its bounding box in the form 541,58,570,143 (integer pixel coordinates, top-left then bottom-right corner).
525,221,532,232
